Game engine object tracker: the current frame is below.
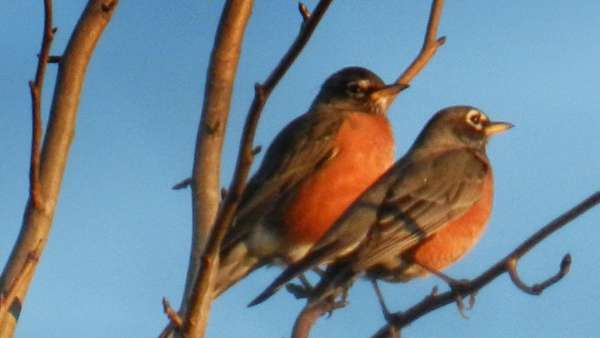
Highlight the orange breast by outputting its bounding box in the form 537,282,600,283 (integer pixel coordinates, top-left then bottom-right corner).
283,113,395,246
407,172,494,271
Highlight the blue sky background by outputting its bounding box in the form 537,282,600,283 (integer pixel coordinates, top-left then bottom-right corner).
2,1,600,337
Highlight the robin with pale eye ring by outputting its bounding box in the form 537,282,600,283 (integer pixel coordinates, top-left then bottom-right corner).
214,67,407,297
250,106,512,309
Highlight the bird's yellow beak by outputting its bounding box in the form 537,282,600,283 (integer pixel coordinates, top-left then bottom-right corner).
370,83,409,101
484,121,513,136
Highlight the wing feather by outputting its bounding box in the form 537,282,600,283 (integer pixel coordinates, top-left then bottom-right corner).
351,149,489,271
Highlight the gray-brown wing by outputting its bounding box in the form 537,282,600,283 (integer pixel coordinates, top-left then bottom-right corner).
350,149,489,271
222,111,344,250
295,158,412,264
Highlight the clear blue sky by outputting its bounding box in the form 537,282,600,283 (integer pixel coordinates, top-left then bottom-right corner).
2,1,600,337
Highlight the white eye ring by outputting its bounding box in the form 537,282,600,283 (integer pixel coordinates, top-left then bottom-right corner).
466,109,486,130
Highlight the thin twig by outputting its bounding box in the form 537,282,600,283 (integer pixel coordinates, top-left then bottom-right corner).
372,191,600,338
162,298,183,329
28,0,56,210
506,254,571,295
395,0,446,86
178,1,333,338
172,178,193,190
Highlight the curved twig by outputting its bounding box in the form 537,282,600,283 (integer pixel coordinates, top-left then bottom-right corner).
506,254,571,296
372,191,600,338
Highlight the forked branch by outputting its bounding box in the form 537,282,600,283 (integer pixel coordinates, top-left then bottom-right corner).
28,0,56,210
372,191,600,338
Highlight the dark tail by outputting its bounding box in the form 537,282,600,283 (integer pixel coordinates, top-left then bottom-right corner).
248,244,338,307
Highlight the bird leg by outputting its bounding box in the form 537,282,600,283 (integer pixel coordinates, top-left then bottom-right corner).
371,280,403,337
370,279,394,322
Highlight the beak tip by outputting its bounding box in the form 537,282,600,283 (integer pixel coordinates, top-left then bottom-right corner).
485,121,513,136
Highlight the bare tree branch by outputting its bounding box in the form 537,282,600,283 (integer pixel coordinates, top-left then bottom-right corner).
175,4,254,331
0,1,118,337
0,243,41,314
291,1,446,336
175,2,254,337
394,0,446,86
177,1,334,337
372,191,600,338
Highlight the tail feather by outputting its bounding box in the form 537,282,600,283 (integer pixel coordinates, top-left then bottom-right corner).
248,243,337,307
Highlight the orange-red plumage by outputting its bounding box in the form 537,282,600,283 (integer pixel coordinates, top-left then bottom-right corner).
284,113,394,245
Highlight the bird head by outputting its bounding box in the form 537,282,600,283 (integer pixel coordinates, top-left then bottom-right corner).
311,67,407,115
414,106,513,152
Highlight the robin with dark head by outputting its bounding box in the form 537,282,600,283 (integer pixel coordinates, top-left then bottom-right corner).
214,67,407,297
250,105,511,307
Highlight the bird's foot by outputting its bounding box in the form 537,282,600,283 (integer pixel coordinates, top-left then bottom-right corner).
446,278,476,319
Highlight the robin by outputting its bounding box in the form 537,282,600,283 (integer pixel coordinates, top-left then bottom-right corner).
249,105,512,307
214,67,407,297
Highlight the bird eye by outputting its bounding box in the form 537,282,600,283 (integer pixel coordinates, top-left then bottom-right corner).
469,114,481,125
465,109,486,130
346,82,363,94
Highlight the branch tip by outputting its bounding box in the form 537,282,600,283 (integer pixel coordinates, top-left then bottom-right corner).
298,3,311,21
507,252,572,296
101,0,117,12
172,177,192,190
162,297,183,329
